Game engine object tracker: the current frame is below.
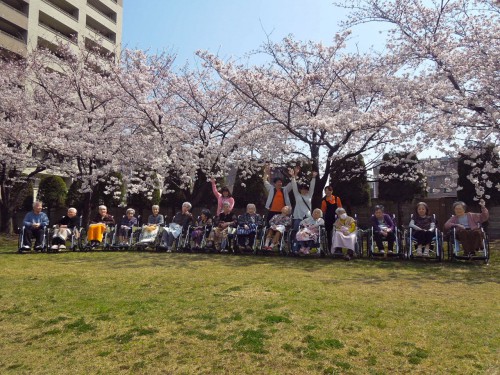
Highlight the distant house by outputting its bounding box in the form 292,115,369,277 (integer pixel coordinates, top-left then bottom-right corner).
371,156,458,199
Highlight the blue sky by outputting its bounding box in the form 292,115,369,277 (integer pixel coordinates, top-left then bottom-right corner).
122,0,388,66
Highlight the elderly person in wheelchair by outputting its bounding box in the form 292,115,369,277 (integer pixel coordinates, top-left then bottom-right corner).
20,201,49,251
408,202,436,257
296,208,324,255
444,200,489,257
51,207,79,251
87,205,115,246
331,207,357,260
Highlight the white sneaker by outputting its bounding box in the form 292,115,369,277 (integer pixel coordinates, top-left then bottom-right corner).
22,245,30,250
423,249,430,257
51,245,59,250
59,244,66,249
379,249,385,254
416,248,423,256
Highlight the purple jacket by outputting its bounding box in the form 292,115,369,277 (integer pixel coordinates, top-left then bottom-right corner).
444,207,489,231
371,214,395,233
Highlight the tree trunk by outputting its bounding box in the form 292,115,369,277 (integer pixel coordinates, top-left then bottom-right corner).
82,191,92,228
0,203,15,234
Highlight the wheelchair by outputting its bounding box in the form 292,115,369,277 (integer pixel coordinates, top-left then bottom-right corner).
18,225,49,253
256,225,291,256
367,214,403,259
132,224,163,251
447,225,490,264
330,214,364,260
182,223,214,252
234,218,264,254
217,226,237,253
403,214,443,261
78,224,113,251
47,217,82,253
109,224,141,251
156,222,190,252
292,224,328,257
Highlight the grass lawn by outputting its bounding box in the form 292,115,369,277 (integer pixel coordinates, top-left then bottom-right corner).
0,235,498,374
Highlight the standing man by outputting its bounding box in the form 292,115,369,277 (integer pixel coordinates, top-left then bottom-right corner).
21,201,49,251
263,165,292,225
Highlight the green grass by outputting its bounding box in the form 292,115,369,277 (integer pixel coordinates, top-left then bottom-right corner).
0,235,498,374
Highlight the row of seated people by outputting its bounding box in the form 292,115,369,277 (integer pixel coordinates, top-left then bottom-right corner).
20,197,489,260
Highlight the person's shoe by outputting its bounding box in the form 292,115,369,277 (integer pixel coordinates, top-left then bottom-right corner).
59,244,66,250
423,248,430,257
34,245,43,251
416,248,423,257
22,245,30,250
51,244,59,250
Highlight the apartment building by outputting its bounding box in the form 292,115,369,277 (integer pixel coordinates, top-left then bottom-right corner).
0,0,122,58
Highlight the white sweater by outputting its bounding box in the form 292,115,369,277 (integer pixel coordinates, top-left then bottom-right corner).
291,177,316,220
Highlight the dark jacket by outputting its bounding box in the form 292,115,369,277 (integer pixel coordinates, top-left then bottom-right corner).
91,213,115,225
57,215,79,229
172,212,193,231
371,214,395,233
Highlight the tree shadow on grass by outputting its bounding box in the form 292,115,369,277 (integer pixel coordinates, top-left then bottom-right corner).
1,241,498,285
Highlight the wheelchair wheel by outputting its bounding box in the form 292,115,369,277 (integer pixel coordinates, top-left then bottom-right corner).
78,228,90,251
355,230,364,258
483,233,490,264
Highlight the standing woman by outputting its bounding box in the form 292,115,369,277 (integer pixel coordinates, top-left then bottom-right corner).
289,166,317,231
409,202,435,257
210,177,235,215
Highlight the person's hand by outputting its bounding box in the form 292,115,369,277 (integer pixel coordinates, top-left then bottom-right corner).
244,225,249,230
288,168,295,177
455,224,465,230
210,177,215,183
294,165,301,175
386,228,392,232
264,164,270,175
33,223,40,228
479,199,486,207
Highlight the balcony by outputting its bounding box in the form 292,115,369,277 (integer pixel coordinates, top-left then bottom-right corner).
38,22,77,46
41,0,79,21
0,29,27,56
87,0,116,24
0,1,29,30
85,26,115,52
39,2,79,32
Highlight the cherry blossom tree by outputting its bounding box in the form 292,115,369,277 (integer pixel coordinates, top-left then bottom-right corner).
338,0,500,199
25,44,131,223
199,34,420,205
0,57,51,233
170,64,264,205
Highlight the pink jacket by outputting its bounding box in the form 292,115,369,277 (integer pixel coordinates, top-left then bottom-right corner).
444,206,489,231
211,180,235,215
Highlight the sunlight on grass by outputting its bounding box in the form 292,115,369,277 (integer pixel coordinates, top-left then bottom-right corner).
0,235,498,374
